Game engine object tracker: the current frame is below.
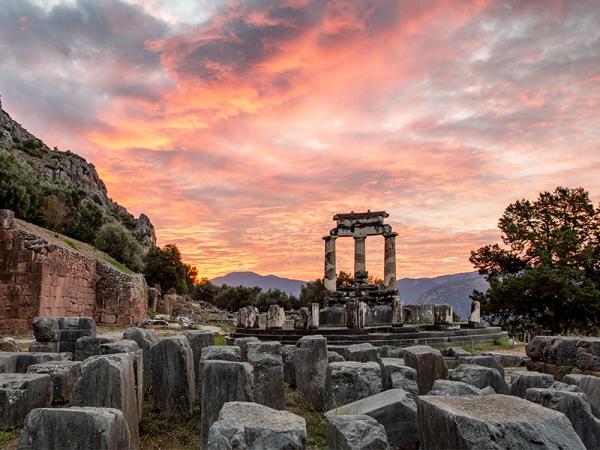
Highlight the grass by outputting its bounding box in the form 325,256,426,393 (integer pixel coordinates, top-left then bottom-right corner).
139,396,201,449
62,238,79,251
214,335,226,346
433,338,518,354
285,386,328,449
102,253,136,275
0,429,21,449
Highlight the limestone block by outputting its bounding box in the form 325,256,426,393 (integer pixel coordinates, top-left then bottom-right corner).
480,351,529,367
564,374,600,412
418,394,585,450
295,307,309,330
449,364,508,394
17,407,131,450
327,415,389,450
233,337,259,361
308,303,320,329
0,337,19,352
123,327,157,394
328,351,345,363
200,361,254,447
326,389,416,449
295,335,328,411
32,317,96,342
320,306,345,326
418,305,434,324
433,304,453,325
0,373,53,430
207,402,307,450
403,345,448,394
74,337,114,361
510,371,554,398
391,296,403,327
149,336,195,417
377,346,405,359
526,388,600,449
246,341,282,358
201,345,241,362
547,338,579,366
576,338,600,372
441,347,471,358
282,345,296,386
344,343,378,363
526,335,554,361
403,305,420,325
326,362,382,408
0,209,15,229
148,287,160,312
428,379,494,397
345,301,367,329
266,305,285,329
247,352,285,410
458,355,505,377
184,330,215,398
378,358,413,390
71,354,140,449
27,360,81,404
468,300,480,323
389,372,418,399
0,351,71,374
237,306,259,328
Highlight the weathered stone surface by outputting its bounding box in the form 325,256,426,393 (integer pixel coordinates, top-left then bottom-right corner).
122,327,157,394
576,339,600,372
201,345,241,362
433,304,453,325
207,402,307,450
403,345,448,394
441,347,471,358
74,337,114,361
326,361,382,408
458,355,505,377
27,360,81,404
389,371,418,399
200,361,254,447
377,346,404,359
0,209,14,229
344,343,378,363
282,345,296,386
320,306,345,326
468,300,480,324
308,303,320,329
295,335,328,411
526,335,554,361
526,388,600,449
147,287,159,312
266,305,285,329
328,351,345,363
418,394,586,450
510,371,554,398
149,336,194,418
391,296,403,327
326,388,416,448
429,379,493,397
247,351,285,410
327,415,389,450
184,330,215,398
16,407,131,450
71,353,139,448
345,301,367,329
0,337,19,352
378,357,410,390
295,307,309,330
481,351,529,367
32,317,96,342
237,306,259,329
449,364,508,394
0,373,53,430
246,341,282,358
0,351,70,373
233,337,259,361
564,374,600,412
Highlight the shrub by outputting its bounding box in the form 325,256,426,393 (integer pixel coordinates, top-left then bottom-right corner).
94,222,144,272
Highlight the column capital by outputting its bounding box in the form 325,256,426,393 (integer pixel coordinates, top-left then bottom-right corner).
353,235,366,240
322,235,337,241
383,232,398,238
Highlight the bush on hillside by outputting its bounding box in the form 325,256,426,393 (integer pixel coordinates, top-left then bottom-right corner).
144,244,189,294
94,222,144,272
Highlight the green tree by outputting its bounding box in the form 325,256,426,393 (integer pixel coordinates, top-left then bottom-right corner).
95,222,144,272
0,147,43,218
213,285,261,312
256,288,290,312
192,279,219,303
300,279,327,307
41,194,68,235
336,271,352,288
470,187,600,334
144,244,189,294
67,198,105,243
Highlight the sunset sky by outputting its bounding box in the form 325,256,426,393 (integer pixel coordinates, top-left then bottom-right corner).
1,0,598,281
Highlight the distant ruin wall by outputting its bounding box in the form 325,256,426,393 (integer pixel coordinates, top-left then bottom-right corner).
0,210,147,333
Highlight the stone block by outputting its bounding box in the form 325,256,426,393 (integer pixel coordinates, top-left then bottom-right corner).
377,346,405,359
200,361,254,447
441,347,470,358
32,317,96,342
510,371,554,398
458,355,505,377
345,301,367,329
295,307,309,330
123,327,157,394
71,353,140,448
403,345,448,394
0,209,15,229
295,335,328,411
468,300,480,324
247,352,285,410
16,407,131,450
576,338,600,371
207,402,306,450
308,303,320,329
327,415,389,450
320,306,345,326
564,374,600,412
344,343,378,363
184,330,215,398
391,296,404,327
449,364,508,394
266,305,285,329
233,337,259,361
526,335,554,361
326,361,382,408
328,351,345,363
246,340,282,358
429,379,494,397
0,351,70,374
149,336,195,417
27,360,81,404
526,388,600,449
0,337,19,352
378,357,410,390
480,351,529,367
418,394,585,450
237,306,259,328
0,373,53,430
433,304,453,325
326,388,416,448
282,345,296,387
201,345,241,362
74,337,114,361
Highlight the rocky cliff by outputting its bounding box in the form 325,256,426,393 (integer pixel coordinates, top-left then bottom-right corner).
0,96,156,252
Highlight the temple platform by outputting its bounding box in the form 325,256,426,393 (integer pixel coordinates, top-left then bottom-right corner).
230,324,508,347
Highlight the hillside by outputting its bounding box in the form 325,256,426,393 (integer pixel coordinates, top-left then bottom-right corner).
0,98,155,252
211,270,488,318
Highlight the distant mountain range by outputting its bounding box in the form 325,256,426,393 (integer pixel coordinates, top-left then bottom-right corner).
210,270,488,319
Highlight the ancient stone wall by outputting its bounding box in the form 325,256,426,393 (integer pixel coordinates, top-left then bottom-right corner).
0,210,147,332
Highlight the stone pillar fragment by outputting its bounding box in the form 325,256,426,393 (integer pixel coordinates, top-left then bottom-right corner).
309,303,320,329
266,305,285,329
323,236,337,291
0,209,15,229
434,304,453,325
391,296,404,327
346,301,367,329
353,236,366,276
295,335,328,411
383,233,397,289
469,301,481,324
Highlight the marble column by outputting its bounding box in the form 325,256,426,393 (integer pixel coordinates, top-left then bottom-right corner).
469,301,481,324
383,232,398,289
391,296,404,327
353,236,366,276
323,236,337,291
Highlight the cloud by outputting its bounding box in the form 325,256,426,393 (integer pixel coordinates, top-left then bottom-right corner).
1,0,599,280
